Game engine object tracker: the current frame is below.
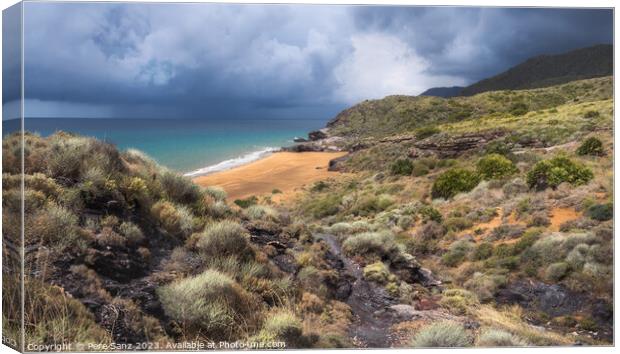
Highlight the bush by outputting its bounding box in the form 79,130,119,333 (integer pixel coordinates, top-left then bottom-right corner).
234,196,258,209
204,186,227,201
526,156,593,190
160,171,203,205
464,272,506,302
442,240,475,267
342,231,403,261
545,262,569,281
262,310,303,341
350,194,393,216
444,217,473,232
439,289,478,315
477,329,529,346
26,204,79,249
472,242,494,261
119,222,144,245
476,154,518,180
411,321,472,347
194,221,251,258
583,110,600,118
157,270,257,338
245,205,279,221
576,137,604,156
415,126,441,140
509,102,529,116
586,203,613,221
305,194,341,218
390,159,414,176
363,262,392,284
431,168,481,199
419,206,443,223
150,201,194,238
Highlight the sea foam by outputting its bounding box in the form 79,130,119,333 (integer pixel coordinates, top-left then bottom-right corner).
184,147,279,177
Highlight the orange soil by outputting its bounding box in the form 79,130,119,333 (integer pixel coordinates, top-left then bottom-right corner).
193,151,348,202
548,207,581,231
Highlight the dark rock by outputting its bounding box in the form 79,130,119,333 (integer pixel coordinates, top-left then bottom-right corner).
293,137,308,143
84,249,147,282
411,130,506,158
328,154,350,172
272,254,299,274
308,130,328,141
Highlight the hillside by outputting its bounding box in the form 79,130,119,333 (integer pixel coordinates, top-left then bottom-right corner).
460,44,612,96
419,86,464,98
326,76,612,138
290,75,614,345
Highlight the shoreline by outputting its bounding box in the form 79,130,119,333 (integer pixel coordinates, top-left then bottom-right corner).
193,150,347,202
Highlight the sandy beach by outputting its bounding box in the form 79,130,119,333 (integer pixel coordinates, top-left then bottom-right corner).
193,151,348,202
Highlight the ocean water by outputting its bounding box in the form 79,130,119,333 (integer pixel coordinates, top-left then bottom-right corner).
3,118,327,175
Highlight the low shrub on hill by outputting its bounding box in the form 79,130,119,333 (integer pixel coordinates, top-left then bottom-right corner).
586,203,613,221
576,137,605,156
431,168,481,199
390,159,414,176
411,321,472,347
476,154,518,180
526,156,593,190
192,220,252,258
476,329,529,347
157,270,259,338
415,126,441,140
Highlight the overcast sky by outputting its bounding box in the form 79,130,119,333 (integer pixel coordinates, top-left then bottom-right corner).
2,3,613,119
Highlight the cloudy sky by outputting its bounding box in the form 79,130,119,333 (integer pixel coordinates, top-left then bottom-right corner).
2,3,613,120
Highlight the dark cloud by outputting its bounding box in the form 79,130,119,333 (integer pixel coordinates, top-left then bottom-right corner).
4,3,613,119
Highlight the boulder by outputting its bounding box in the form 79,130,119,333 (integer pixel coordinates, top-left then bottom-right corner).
308,129,328,141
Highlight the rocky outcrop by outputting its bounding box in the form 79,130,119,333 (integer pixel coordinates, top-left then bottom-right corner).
308,129,329,141
409,130,506,158
284,136,346,152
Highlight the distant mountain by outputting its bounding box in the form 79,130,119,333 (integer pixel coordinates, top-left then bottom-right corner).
460,44,612,96
419,86,464,98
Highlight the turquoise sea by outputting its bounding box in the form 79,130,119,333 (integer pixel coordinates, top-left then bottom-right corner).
3,118,328,175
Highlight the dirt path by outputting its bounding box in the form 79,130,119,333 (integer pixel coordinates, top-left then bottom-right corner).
316,233,400,348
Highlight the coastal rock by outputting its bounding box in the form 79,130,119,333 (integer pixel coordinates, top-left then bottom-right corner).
293,137,308,143
308,129,328,141
328,154,350,171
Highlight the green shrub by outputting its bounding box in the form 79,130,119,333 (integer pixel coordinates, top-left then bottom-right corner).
26,204,79,249
415,126,441,140
157,270,257,338
363,262,392,284
311,181,329,192
576,137,604,156
150,201,194,238
583,110,600,118
342,231,403,261
390,159,414,176
305,194,341,218
204,186,227,201
411,162,430,177
245,205,279,221
419,206,443,223
526,156,593,190
119,222,144,245
442,240,475,267
545,262,569,281
444,217,473,232
234,196,258,208
472,242,494,261
350,194,393,216
411,321,472,347
477,329,529,346
476,154,518,180
586,203,613,221
261,310,303,343
439,289,478,315
464,272,507,302
431,168,481,199
509,102,529,116
160,171,203,205
194,221,251,258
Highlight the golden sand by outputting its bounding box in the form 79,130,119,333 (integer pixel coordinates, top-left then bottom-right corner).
193,151,347,202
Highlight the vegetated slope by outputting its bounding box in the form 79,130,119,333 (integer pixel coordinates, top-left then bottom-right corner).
460,44,612,96
292,77,613,346
326,76,611,138
1,132,360,349
419,86,464,98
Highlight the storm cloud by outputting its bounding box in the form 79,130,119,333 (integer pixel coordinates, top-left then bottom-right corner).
4,3,613,119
